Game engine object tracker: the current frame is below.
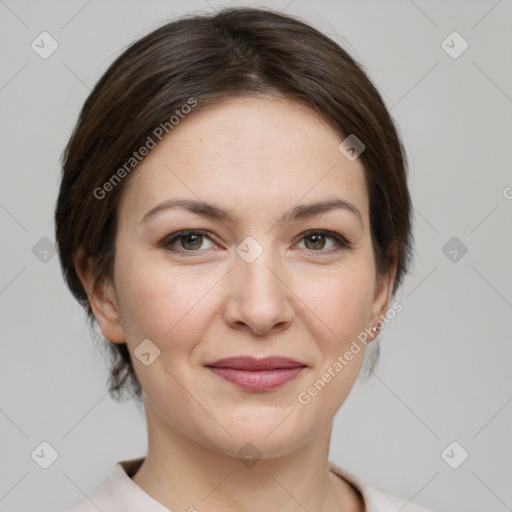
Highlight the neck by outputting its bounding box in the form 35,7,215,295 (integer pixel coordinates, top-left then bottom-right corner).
131,398,363,512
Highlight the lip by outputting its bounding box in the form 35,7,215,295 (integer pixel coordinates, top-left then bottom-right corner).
205,356,307,391
205,356,307,370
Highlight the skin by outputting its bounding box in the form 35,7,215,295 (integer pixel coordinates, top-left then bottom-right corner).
76,94,397,512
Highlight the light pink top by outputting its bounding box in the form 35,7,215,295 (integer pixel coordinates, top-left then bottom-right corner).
64,457,433,512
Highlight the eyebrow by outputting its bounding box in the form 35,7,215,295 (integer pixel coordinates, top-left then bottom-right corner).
141,197,363,227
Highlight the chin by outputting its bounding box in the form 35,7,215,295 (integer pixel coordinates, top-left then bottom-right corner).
198,411,314,461
210,433,306,462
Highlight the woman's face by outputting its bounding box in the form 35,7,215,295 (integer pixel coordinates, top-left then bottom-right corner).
91,95,395,457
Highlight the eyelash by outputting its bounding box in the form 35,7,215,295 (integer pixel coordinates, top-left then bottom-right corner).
161,229,352,256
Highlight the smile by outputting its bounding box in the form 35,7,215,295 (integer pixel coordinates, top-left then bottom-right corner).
204,356,308,391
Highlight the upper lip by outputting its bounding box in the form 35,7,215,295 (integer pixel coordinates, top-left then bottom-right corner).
205,356,307,370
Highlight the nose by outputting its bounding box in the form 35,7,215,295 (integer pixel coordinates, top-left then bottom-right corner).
222,242,295,336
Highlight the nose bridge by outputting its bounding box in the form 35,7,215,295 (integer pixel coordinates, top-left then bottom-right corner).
226,234,294,333
241,237,279,284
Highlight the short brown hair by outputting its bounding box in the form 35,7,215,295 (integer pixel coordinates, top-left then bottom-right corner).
55,7,413,402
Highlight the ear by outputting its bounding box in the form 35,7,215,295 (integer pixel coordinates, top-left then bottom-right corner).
74,247,125,344
366,252,398,343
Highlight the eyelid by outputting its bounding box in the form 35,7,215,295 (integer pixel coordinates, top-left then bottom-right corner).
162,229,217,253
161,229,352,254
295,229,352,249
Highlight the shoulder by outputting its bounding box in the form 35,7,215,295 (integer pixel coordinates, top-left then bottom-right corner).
328,461,434,512
63,470,115,512
63,457,166,512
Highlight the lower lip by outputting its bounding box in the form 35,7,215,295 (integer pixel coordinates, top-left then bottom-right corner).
207,367,305,391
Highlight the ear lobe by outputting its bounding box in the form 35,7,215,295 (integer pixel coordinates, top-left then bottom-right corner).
74,247,126,344
366,254,398,342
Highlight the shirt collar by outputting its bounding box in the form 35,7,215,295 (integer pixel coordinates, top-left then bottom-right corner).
91,456,393,512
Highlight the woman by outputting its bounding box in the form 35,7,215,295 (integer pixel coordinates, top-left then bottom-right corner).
56,7,431,511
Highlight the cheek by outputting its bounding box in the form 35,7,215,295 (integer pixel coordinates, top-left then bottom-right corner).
295,260,376,347
113,254,218,401
294,267,374,417
114,251,223,346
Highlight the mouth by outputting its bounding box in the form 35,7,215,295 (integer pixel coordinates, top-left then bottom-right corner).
205,356,307,391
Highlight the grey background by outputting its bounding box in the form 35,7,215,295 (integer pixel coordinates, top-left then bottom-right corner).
1,1,511,511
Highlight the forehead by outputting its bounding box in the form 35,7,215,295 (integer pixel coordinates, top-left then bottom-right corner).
118,95,369,225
